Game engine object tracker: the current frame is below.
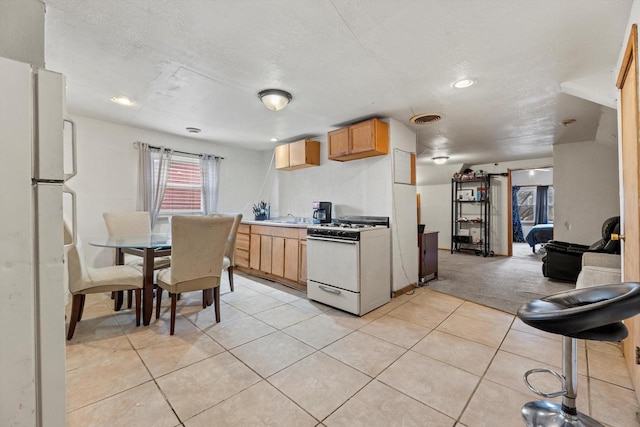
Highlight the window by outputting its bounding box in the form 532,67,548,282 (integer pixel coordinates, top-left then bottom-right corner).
517,186,554,223
158,154,203,215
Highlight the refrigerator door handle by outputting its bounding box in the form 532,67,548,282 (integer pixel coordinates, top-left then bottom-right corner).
63,117,77,181
63,184,77,246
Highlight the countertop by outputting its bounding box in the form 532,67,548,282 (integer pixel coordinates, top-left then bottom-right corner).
242,219,310,228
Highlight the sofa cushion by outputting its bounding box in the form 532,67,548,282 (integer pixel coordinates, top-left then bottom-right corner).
576,265,621,289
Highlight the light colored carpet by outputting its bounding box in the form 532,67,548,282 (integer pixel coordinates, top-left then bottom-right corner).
426,243,574,314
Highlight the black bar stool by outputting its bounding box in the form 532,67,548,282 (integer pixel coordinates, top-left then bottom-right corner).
517,282,640,427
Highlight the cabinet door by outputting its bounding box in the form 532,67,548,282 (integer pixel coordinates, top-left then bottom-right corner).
349,119,375,154
271,236,285,277
284,237,299,281
250,233,261,270
328,127,350,158
260,235,272,274
288,140,306,168
274,144,290,170
298,240,307,283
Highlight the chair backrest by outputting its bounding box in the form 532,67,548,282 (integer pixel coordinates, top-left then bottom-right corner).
64,223,87,294
170,215,233,284
103,211,152,236
226,213,243,263
208,213,243,262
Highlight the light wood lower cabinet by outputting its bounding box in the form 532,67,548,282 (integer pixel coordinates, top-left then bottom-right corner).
235,224,250,268
238,224,307,290
298,239,307,283
284,238,299,281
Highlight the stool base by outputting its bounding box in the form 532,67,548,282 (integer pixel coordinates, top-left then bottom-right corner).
522,401,603,427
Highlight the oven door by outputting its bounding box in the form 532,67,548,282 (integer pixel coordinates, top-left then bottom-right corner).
307,236,359,292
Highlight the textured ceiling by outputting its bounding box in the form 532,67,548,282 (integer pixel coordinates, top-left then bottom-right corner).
43,0,631,165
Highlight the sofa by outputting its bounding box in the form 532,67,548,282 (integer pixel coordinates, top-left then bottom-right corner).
575,252,621,289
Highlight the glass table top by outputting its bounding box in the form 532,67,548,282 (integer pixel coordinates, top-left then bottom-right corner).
89,233,171,249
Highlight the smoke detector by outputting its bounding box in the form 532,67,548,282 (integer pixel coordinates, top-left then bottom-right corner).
410,113,444,125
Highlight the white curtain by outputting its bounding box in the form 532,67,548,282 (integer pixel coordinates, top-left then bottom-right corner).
137,142,172,229
200,154,221,214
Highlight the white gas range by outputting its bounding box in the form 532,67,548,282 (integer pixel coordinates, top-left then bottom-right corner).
306,216,391,315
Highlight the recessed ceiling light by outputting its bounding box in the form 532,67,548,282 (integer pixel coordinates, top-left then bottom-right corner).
270,137,279,142
186,127,201,134
451,78,476,89
110,96,135,106
432,156,450,165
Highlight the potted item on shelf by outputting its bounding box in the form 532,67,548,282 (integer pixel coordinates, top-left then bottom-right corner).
252,200,270,221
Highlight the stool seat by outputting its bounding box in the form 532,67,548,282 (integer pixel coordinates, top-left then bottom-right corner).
517,283,640,341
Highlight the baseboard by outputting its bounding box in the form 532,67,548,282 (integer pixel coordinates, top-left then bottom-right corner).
392,283,417,298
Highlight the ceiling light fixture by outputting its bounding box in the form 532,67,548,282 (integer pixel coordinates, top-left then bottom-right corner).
110,96,135,106
432,156,450,165
270,137,279,142
451,78,476,89
186,127,201,134
258,89,292,111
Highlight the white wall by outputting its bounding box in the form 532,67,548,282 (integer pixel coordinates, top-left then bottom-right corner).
417,158,553,254
553,139,619,244
68,115,272,267
274,118,418,291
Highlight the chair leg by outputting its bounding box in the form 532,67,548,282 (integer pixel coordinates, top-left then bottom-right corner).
202,290,207,308
127,290,133,309
156,287,163,319
214,286,221,323
135,289,141,327
67,294,82,340
229,266,234,292
170,293,177,335
77,294,86,322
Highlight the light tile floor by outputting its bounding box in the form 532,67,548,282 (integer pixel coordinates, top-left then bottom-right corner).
65,273,640,426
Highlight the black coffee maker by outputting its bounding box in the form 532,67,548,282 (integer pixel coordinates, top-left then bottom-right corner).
312,201,332,224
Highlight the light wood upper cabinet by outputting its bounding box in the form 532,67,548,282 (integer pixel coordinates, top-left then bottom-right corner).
275,139,320,170
327,127,349,158
328,118,389,162
274,144,290,169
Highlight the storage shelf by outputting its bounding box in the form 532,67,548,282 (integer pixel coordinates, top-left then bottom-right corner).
451,176,492,257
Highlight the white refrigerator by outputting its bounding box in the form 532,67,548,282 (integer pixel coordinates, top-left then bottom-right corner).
0,56,76,426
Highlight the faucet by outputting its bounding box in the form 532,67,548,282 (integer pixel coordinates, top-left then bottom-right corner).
287,213,295,218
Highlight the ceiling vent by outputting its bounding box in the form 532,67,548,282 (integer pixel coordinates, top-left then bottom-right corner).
410,113,443,125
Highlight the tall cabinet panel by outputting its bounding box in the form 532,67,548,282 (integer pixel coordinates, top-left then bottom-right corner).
451,176,493,257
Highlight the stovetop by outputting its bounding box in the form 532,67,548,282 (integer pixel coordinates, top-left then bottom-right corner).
307,216,389,240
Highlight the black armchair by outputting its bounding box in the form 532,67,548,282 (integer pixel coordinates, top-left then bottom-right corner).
541,216,620,282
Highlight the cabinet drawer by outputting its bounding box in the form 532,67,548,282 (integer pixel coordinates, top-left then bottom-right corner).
236,232,250,251
308,280,359,315
235,249,249,268
238,224,250,234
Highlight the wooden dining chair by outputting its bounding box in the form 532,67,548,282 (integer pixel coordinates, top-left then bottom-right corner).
65,225,143,340
210,213,243,292
155,215,233,334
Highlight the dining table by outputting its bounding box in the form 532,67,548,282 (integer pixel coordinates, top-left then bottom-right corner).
90,233,172,326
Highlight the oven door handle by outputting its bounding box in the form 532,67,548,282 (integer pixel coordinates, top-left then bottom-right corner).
319,285,342,295
307,236,358,244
